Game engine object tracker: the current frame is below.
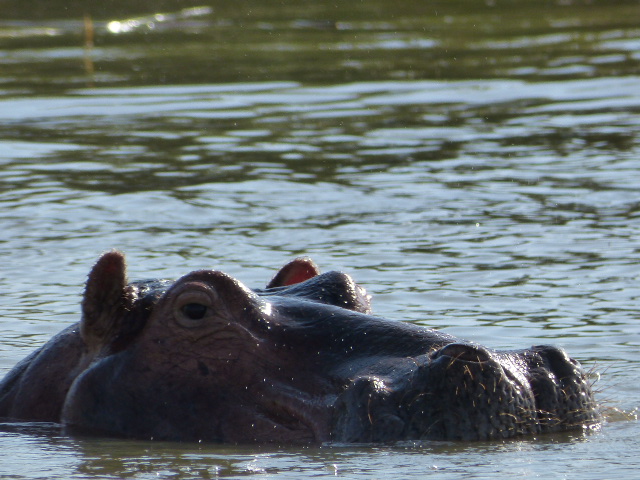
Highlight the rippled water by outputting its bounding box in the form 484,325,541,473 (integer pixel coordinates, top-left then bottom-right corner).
1,1,639,478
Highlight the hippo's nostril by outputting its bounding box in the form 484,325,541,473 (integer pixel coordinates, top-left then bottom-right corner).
434,343,492,363
532,345,578,379
527,345,599,433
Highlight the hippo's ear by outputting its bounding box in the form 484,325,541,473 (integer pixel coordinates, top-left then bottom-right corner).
81,251,130,352
266,257,320,288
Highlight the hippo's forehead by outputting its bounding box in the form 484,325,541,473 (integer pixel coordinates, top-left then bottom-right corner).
128,269,370,314
129,279,175,308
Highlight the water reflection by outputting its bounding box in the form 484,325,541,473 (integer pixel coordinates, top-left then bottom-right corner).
1,77,638,365
1,1,639,90
105,6,213,35
0,425,613,479
1,78,637,195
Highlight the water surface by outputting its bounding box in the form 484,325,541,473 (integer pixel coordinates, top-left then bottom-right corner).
1,1,639,478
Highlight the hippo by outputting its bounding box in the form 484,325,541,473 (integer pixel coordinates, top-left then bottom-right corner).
0,251,599,443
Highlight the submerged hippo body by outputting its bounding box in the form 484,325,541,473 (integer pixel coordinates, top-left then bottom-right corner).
0,252,599,443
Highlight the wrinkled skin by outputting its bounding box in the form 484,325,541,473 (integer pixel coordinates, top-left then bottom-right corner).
0,252,599,443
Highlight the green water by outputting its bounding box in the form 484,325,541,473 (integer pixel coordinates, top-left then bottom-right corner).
1,1,639,478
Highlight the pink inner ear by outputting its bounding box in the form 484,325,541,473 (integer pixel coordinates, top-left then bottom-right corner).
281,267,317,286
267,257,320,288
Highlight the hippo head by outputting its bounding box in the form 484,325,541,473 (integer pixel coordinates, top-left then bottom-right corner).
17,251,600,443
61,251,371,442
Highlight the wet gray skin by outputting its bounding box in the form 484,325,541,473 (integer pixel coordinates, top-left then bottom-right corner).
0,251,599,443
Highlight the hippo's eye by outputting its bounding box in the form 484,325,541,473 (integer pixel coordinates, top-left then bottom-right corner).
181,303,209,321
172,284,218,328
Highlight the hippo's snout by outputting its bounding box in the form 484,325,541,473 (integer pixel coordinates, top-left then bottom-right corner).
526,345,599,433
413,343,599,441
431,343,493,363
334,342,599,443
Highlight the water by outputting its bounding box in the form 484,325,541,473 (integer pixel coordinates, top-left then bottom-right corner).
1,0,639,478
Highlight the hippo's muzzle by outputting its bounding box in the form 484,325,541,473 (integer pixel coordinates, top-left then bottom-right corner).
333,343,598,442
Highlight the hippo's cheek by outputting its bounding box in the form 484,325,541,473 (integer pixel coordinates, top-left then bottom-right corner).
61,353,138,438
60,352,196,440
